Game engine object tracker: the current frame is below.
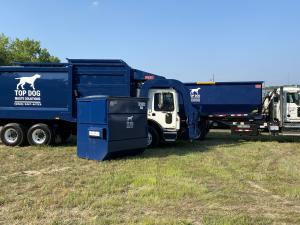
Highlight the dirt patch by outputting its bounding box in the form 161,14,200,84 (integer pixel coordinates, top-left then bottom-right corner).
248,181,272,194
0,167,71,179
248,181,300,212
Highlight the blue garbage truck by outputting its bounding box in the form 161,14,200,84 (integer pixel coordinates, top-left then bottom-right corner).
0,59,200,147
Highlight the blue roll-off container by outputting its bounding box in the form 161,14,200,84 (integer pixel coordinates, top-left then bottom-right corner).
184,81,263,116
77,96,148,161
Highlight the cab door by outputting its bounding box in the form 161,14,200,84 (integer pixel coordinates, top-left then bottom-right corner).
285,92,300,122
148,89,179,130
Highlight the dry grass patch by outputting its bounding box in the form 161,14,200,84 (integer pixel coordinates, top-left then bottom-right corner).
0,131,300,224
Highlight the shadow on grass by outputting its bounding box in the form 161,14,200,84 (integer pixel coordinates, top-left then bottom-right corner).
140,130,300,159
54,130,300,160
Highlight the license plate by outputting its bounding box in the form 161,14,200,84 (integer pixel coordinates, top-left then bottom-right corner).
237,125,250,128
269,125,279,131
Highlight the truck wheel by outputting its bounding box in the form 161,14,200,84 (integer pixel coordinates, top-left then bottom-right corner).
198,121,208,141
205,127,210,135
147,126,160,148
27,124,54,146
0,123,27,147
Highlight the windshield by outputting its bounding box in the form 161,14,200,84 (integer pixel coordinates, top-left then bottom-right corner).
287,92,300,105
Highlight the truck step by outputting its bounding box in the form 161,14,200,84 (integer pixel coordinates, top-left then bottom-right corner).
282,123,300,136
281,132,300,136
282,123,300,129
163,132,177,142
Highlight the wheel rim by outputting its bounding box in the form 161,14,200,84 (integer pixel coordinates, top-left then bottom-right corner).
32,129,47,145
147,132,153,146
4,128,18,144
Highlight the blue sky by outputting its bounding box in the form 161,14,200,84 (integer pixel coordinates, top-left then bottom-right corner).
0,0,299,85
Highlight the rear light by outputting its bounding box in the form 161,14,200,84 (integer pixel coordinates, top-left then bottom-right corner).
145,75,155,80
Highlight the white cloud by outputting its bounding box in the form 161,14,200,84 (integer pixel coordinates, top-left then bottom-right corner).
92,1,99,7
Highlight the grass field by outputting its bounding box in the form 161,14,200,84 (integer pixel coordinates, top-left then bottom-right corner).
0,130,300,225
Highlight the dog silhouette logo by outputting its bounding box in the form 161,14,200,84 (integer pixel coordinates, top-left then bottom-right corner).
190,88,201,102
126,116,134,128
15,74,41,90
190,88,201,97
127,116,134,122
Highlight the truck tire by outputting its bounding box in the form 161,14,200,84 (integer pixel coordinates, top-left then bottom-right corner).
0,123,27,147
198,120,208,141
147,126,160,148
27,124,54,146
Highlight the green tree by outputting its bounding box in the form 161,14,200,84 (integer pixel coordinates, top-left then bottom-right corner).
0,34,10,65
0,34,60,65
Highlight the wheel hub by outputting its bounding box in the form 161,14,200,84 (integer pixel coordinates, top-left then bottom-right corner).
32,129,47,145
4,128,18,144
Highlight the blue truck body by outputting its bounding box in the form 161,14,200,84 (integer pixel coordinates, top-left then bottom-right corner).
0,67,72,121
0,59,162,123
0,59,201,147
185,81,263,117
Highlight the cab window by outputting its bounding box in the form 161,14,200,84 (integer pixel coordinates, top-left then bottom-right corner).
287,93,299,104
154,93,174,111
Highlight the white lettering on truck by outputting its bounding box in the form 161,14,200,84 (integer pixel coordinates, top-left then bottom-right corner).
14,74,42,106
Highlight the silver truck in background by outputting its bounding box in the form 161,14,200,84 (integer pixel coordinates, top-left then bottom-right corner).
231,86,300,136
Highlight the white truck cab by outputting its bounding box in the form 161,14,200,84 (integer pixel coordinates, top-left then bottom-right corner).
284,87,300,122
273,87,300,123
147,89,181,146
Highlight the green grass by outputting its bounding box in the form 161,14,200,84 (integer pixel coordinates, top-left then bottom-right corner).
0,130,300,225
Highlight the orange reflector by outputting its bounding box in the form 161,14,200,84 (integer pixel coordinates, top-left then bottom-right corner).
196,82,216,85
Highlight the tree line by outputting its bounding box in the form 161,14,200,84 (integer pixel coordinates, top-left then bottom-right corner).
0,33,60,66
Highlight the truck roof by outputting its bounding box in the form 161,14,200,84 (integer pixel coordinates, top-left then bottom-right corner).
281,87,300,92
12,59,128,67
1,59,166,81
185,81,264,85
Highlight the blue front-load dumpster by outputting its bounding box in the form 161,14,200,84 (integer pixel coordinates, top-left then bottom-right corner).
77,96,148,161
